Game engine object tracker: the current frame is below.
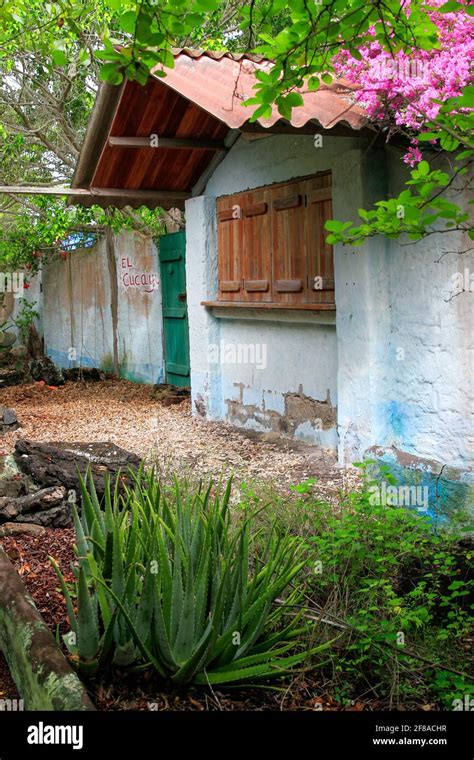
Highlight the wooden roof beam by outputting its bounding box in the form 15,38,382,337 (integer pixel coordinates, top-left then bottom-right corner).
0,186,190,202
0,186,91,196
108,136,227,151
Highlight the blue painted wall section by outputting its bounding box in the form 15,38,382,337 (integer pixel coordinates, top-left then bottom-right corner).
365,445,474,524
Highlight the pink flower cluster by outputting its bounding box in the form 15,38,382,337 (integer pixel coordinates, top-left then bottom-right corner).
334,0,473,146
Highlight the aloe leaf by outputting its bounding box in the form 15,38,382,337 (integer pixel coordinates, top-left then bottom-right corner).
170,620,214,685
103,530,114,582
93,575,166,677
49,556,78,637
192,662,289,685
195,645,325,685
153,584,178,671
77,567,100,662
97,601,121,669
208,642,296,673
112,514,125,600
154,528,173,636
250,623,308,655
193,535,211,640
87,468,106,538
174,562,196,663
135,566,155,645
85,552,111,628
71,503,90,571
170,533,184,643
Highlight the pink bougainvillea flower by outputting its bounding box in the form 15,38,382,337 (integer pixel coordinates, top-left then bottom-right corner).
333,0,474,162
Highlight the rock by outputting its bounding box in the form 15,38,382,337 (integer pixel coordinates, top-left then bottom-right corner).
28,357,64,386
0,486,66,522
0,407,20,433
0,522,47,538
0,454,27,492
0,476,28,499
0,546,96,710
2,408,17,426
0,369,24,388
9,346,27,359
63,367,106,382
13,440,141,497
16,505,72,529
0,331,16,348
153,383,190,406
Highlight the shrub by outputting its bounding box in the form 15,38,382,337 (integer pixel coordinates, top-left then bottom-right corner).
305,466,474,708
237,467,473,708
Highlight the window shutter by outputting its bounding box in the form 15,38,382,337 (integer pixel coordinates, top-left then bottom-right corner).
271,183,306,305
217,198,242,300
304,174,334,305
216,172,334,309
241,189,271,302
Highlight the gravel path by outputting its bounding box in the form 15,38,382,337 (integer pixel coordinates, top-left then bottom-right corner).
0,379,359,501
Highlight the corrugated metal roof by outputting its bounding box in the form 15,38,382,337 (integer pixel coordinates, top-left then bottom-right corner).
171,47,267,63
155,49,367,131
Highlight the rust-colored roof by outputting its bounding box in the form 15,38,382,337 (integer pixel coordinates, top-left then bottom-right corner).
71,49,368,209
158,49,367,131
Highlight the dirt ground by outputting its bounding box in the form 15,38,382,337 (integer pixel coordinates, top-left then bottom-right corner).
0,379,359,501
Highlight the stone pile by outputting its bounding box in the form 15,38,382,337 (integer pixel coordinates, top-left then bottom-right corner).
0,440,141,531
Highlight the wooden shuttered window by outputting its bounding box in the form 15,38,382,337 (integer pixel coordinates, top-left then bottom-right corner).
216,172,334,308
217,187,272,303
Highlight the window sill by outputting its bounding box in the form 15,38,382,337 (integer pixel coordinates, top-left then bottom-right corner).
201,301,336,325
201,301,336,311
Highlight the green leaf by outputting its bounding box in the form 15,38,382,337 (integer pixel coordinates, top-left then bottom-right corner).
325,219,345,232
438,0,461,11
284,92,304,108
49,556,78,638
249,104,273,122
51,49,68,67
118,10,137,34
440,132,460,151
417,161,430,176
99,63,123,85
194,0,220,10
77,567,99,663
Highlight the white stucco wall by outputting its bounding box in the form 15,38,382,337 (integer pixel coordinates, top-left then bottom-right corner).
378,148,472,468
186,132,473,475
187,134,365,449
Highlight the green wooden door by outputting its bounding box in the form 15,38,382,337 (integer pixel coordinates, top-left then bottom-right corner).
159,231,190,387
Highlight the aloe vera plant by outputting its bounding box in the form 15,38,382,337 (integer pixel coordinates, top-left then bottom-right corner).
51,468,324,685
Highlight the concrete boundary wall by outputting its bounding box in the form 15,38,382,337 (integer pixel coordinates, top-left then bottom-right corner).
42,231,164,384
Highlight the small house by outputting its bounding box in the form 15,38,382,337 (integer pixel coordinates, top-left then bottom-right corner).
68,49,473,517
